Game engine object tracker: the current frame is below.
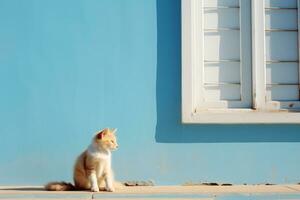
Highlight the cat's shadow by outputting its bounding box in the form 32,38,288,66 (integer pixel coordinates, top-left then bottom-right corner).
154,0,300,143
0,187,90,192
0,187,45,191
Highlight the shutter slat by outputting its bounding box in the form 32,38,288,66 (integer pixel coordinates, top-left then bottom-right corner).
204,31,240,61
266,63,299,84
265,32,298,61
204,85,241,101
204,8,239,29
204,0,239,7
267,85,299,101
265,0,297,8
265,9,297,30
204,62,240,83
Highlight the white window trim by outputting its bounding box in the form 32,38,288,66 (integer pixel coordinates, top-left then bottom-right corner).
182,0,300,124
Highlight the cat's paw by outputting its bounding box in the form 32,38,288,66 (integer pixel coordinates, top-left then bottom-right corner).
106,186,115,192
91,186,99,192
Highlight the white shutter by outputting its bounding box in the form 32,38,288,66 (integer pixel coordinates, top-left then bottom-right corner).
182,0,300,123
198,0,252,109
264,0,300,110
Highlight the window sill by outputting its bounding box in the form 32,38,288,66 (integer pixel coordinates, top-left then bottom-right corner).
182,109,300,124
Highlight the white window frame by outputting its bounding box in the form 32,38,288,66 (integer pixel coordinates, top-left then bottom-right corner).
182,0,300,124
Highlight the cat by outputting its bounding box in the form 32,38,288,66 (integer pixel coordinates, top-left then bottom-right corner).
45,128,119,192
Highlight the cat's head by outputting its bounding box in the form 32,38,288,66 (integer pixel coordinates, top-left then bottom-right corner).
94,128,118,151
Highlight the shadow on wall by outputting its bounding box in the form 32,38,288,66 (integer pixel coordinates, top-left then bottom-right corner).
155,0,300,143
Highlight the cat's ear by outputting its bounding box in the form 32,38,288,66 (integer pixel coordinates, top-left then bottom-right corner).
111,128,118,135
96,131,103,139
96,128,108,139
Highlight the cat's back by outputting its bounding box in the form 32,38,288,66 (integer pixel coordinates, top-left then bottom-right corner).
74,150,88,172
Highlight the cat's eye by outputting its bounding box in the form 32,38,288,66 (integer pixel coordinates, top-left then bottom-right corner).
111,140,114,143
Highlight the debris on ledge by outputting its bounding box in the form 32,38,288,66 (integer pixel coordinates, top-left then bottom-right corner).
265,183,276,186
183,182,232,186
221,183,233,186
123,180,155,186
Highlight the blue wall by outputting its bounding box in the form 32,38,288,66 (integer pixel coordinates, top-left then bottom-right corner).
0,0,300,186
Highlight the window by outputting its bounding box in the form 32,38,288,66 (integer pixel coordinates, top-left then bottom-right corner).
182,0,300,123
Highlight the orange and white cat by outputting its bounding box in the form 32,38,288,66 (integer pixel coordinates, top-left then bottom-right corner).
45,128,119,192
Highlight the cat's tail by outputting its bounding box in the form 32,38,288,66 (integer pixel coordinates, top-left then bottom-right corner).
45,181,76,191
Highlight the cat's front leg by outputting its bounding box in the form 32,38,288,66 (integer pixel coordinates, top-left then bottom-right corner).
89,171,99,192
105,172,115,192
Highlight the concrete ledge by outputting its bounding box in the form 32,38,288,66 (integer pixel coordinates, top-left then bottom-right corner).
0,185,300,199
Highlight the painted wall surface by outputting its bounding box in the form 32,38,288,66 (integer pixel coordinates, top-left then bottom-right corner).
0,0,300,186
